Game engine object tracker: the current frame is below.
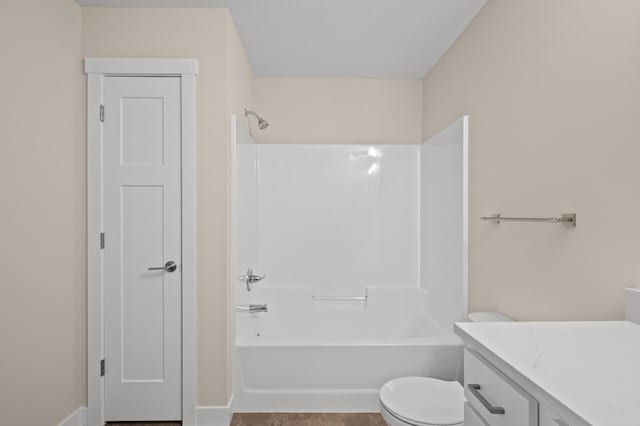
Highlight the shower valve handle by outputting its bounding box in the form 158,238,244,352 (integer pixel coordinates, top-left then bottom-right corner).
239,268,266,291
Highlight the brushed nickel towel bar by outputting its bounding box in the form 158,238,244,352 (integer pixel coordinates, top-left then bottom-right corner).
312,296,367,301
481,213,576,227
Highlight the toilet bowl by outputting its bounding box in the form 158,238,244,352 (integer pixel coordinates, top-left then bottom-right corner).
380,377,464,426
379,312,513,426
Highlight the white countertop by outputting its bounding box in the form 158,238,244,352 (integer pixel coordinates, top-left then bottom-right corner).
454,321,640,426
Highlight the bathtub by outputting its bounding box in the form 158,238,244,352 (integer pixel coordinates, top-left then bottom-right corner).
233,287,463,412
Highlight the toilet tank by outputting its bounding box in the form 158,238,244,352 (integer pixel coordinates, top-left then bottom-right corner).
467,312,513,322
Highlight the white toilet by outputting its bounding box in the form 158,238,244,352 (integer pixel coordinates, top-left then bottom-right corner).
379,312,512,426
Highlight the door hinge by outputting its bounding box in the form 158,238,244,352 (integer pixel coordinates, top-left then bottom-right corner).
100,232,105,249
99,104,104,122
100,359,105,377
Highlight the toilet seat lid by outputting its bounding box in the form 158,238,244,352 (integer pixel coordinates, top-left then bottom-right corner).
380,377,464,426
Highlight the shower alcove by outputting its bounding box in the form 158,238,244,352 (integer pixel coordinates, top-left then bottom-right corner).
230,116,469,412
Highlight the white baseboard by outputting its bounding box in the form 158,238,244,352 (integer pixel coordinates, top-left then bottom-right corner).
60,401,233,426
196,395,234,426
58,407,87,426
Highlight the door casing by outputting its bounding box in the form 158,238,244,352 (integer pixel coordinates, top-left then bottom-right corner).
86,58,198,426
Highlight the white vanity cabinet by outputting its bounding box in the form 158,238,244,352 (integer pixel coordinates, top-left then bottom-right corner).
538,407,571,426
464,349,538,425
464,402,489,426
462,348,576,426
455,321,640,426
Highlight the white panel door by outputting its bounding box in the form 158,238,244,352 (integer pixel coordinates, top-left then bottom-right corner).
103,76,182,421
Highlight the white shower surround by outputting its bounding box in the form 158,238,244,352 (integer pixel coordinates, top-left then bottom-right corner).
257,144,419,294
235,288,462,412
231,116,469,412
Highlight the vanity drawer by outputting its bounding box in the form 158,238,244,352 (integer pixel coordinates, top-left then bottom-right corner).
539,406,570,426
464,349,538,426
464,402,489,426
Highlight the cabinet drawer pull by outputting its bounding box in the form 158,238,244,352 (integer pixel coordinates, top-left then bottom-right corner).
467,384,506,415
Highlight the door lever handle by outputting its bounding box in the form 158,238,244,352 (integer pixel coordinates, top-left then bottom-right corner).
148,260,177,273
235,304,268,313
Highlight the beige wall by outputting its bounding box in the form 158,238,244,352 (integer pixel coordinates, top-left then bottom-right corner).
7,2,639,422
82,7,253,406
225,14,255,399
227,20,255,125
253,78,422,144
0,1,84,425
423,0,640,320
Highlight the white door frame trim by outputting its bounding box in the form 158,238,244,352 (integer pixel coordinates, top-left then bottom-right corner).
85,58,198,426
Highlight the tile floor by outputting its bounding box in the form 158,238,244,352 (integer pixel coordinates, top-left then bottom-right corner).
231,413,386,426
106,413,386,426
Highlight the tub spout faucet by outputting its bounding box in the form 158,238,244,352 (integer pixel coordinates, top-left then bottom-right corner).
239,267,266,291
235,304,268,314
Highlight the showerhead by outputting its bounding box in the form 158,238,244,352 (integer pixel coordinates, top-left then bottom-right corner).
257,117,269,130
244,108,269,130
